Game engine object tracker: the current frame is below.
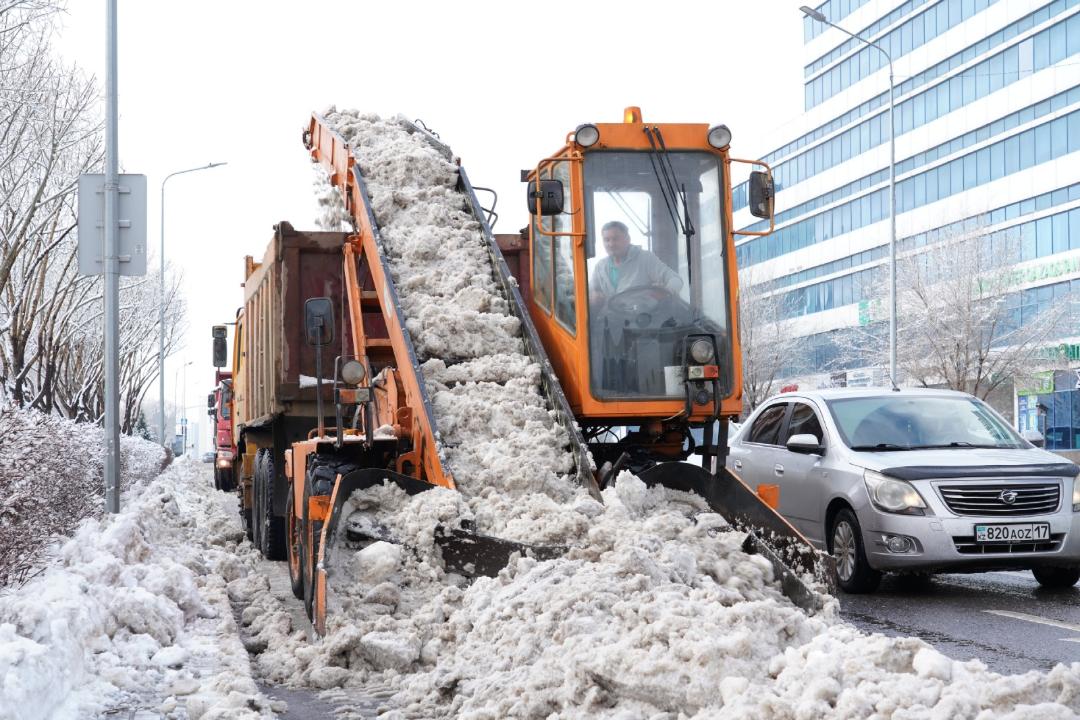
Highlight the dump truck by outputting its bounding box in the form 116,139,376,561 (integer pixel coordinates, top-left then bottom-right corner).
207,368,237,492
226,108,836,634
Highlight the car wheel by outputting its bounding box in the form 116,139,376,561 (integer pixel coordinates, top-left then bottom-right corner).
829,508,881,593
1032,566,1080,589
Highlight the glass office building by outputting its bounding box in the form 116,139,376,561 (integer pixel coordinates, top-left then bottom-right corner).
733,0,1080,448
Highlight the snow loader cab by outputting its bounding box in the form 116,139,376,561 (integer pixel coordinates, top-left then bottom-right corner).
523,109,775,476
228,108,832,637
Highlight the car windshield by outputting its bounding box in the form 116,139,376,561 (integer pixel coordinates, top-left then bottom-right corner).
826,395,1025,450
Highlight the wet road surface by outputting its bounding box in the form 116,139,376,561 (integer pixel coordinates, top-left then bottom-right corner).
839,571,1080,674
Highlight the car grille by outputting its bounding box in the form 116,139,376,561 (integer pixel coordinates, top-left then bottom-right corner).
937,483,1060,516
952,533,1065,554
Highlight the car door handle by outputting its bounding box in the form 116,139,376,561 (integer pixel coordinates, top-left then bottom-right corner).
733,459,743,469
774,464,784,476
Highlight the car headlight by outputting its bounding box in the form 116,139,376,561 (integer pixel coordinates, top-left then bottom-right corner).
863,469,927,515
1073,478,1079,512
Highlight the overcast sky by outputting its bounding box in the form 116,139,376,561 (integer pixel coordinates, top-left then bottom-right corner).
54,1,806,441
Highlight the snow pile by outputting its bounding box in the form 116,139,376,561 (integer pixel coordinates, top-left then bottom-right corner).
0,459,278,719
0,404,167,588
238,473,1080,718
318,109,584,539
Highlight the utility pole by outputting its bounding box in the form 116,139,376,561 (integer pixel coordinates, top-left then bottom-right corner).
103,0,120,513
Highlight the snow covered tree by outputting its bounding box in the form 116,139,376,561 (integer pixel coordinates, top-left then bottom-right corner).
840,220,1073,399
0,1,186,429
738,269,796,413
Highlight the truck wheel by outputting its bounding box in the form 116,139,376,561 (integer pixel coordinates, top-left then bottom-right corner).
829,508,881,593
213,467,223,491
286,487,305,600
259,452,287,561
252,450,266,552
1033,566,1080,589
221,467,236,493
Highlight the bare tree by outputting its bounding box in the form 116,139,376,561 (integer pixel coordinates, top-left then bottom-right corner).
0,1,187,429
738,268,796,413
841,221,1073,399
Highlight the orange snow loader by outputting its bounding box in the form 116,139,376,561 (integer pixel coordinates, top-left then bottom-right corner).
226,109,836,635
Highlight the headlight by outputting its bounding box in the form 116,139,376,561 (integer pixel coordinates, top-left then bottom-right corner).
1073,478,1079,512
689,339,715,364
216,459,230,469
863,469,927,515
707,124,732,149
575,123,599,147
341,359,366,385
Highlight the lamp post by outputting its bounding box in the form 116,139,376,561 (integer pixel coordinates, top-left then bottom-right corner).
159,162,226,447
800,6,897,386
172,360,191,453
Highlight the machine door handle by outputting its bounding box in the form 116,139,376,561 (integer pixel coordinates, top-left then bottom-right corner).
774,464,784,476
733,459,743,469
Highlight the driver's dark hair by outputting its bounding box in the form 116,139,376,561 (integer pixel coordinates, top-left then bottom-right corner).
602,220,629,237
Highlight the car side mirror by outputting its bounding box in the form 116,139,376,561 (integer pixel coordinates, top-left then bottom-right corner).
748,170,774,220
304,297,334,347
526,179,564,216
1021,429,1045,448
787,433,824,455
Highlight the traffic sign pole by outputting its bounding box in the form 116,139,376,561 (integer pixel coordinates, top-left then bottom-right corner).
104,0,120,513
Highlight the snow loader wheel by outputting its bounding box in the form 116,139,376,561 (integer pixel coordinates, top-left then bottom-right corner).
287,486,305,600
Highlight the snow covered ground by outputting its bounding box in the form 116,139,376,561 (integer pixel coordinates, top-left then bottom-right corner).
2,458,1078,719
0,458,280,720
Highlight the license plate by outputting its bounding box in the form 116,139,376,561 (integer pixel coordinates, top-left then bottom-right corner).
974,523,1050,543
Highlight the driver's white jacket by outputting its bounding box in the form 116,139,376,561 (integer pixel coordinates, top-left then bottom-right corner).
590,245,683,298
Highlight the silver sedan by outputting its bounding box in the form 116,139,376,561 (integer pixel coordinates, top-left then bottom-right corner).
727,388,1080,593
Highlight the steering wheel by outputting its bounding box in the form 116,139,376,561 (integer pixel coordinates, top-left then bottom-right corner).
605,286,673,316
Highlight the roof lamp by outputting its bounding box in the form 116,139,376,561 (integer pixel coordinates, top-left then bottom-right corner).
575,123,600,147
707,125,732,149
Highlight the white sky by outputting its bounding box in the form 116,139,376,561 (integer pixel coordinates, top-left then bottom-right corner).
53,0,806,440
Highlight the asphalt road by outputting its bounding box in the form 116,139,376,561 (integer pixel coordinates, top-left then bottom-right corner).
839,571,1080,675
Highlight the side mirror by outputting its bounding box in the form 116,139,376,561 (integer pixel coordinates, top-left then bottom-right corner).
212,325,228,368
305,297,335,347
207,393,215,409
1021,429,1045,448
787,433,824,455
526,179,564,216
748,170,774,220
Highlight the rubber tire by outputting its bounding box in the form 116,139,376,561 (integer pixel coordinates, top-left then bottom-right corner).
259,451,288,561
1032,566,1080,589
829,508,882,593
286,487,305,600
213,467,223,491
220,466,236,493
252,450,266,552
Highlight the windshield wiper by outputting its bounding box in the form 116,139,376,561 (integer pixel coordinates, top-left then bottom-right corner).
643,126,695,287
908,442,1004,449
849,443,912,451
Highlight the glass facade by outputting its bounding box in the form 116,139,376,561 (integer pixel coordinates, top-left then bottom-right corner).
738,0,1080,388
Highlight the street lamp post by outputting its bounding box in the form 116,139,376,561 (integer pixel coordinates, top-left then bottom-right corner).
800,6,897,387
159,162,226,447
172,360,192,453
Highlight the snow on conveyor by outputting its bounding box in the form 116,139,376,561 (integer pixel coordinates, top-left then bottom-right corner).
317,110,587,543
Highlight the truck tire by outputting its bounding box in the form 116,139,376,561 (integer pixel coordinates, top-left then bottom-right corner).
259,451,287,561
286,486,305,599
252,450,266,552
219,466,236,493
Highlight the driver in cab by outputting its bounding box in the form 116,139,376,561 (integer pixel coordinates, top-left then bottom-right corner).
588,221,683,311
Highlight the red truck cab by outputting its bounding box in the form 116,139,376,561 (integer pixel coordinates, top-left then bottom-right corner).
210,370,237,491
